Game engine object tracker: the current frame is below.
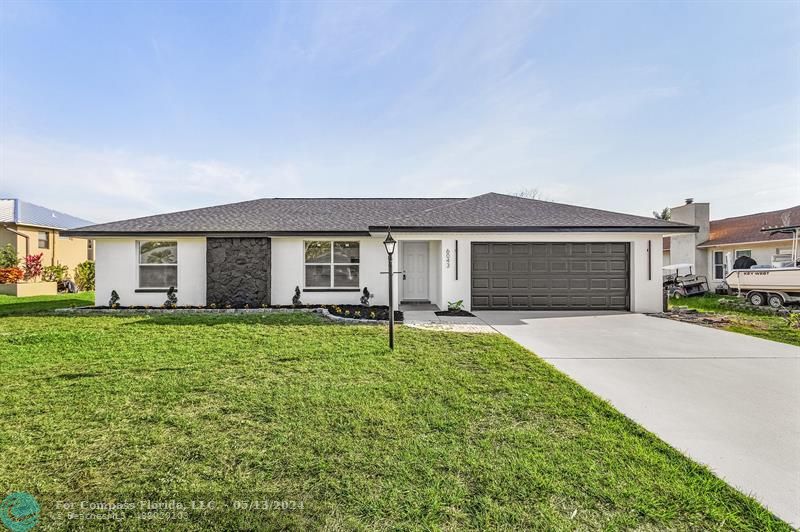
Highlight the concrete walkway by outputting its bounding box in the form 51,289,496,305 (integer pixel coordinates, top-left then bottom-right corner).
403,310,495,333
474,311,800,527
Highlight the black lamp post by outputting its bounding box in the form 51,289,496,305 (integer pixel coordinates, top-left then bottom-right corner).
383,229,397,349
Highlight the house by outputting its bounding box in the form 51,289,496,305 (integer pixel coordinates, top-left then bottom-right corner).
0,199,94,271
62,193,696,312
665,199,799,286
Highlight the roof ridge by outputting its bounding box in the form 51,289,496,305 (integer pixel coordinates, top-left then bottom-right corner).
711,204,800,224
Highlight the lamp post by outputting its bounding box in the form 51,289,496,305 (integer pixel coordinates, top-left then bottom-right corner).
383,229,397,349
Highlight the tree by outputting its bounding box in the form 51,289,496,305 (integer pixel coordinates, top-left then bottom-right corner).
653,207,671,220
511,188,542,200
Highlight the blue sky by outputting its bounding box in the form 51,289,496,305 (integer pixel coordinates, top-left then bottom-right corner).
1,1,798,222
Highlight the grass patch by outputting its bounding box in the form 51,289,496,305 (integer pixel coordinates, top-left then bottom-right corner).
0,312,789,530
670,294,800,347
0,291,94,316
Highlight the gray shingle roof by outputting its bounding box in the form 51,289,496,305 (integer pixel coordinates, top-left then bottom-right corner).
372,193,695,231
63,193,696,236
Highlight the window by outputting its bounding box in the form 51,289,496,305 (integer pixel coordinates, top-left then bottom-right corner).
735,249,752,259
713,251,726,280
304,241,359,288
38,231,49,249
87,240,94,261
138,241,177,288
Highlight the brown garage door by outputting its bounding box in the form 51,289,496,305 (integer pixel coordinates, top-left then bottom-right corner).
471,242,630,310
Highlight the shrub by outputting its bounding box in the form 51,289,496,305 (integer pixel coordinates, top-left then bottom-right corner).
164,287,177,308
75,260,95,291
0,244,19,268
447,299,464,312
292,286,302,306
42,263,70,282
360,287,374,306
23,253,43,281
0,267,24,284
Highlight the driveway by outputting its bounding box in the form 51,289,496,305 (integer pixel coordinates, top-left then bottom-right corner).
474,311,800,527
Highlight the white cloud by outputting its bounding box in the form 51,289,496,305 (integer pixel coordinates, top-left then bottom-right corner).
0,137,305,222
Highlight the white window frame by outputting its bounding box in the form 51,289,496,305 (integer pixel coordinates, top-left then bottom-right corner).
734,249,752,259
137,240,178,289
303,240,360,290
38,231,50,249
713,250,726,280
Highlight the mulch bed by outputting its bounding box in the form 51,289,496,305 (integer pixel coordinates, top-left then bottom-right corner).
75,304,402,322
434,310,475,317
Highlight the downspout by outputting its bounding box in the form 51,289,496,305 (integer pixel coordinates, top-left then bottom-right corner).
3,225,29,257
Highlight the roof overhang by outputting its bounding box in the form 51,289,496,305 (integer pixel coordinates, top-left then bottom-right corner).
60,230,373,238
697,237,793,248
368,225,698,233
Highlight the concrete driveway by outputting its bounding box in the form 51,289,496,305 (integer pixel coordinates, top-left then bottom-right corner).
474,311,800,526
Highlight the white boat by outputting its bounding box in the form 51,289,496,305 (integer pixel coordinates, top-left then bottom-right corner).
725,267,800,293
724,224,800,307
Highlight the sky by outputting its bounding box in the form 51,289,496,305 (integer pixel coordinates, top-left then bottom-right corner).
1,0,798,223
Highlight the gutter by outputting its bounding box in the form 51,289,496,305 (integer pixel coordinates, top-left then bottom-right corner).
3,225,30,256
367,225,700,233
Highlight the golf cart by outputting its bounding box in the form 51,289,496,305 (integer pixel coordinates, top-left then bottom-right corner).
663,263,710,299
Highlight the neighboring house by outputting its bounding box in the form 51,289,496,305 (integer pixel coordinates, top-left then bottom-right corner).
665,199,799,286
63,193,696,313
0,199,94,271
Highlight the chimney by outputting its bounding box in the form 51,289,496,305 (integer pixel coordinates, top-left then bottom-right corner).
668,199,710,275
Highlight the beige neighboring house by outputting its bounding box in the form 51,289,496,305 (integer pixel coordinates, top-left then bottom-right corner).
0,199,94,272
664,199,799,287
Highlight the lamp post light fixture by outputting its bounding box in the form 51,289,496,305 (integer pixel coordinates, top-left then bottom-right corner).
383,229,397,349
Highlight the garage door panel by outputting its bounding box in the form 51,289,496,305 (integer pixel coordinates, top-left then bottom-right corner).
472,242,629,310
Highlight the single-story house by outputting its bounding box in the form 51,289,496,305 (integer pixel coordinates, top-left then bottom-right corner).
665,199,799,287
62,193,696,313
1,198,95,271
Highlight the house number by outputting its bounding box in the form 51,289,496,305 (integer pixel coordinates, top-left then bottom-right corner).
445,249,451,268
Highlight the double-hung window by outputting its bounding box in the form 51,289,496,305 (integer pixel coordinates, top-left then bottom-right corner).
304,241,359,289
713,251,726,280
38,231,50,249
138,241,178,289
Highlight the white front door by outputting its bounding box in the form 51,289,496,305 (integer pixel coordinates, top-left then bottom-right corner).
402,242,429,301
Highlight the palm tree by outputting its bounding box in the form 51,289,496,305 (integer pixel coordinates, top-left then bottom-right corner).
653,207,671,220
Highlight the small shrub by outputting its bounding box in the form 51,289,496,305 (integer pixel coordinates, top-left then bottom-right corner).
369,311,377,319
164,287,177,308
292,286,302,306
42,263,70,282
448,299,464,312
75,261,95,291
109,290,120,308
360,287,374,306
23,253,43,281
0,244,19,268
0,267,24,284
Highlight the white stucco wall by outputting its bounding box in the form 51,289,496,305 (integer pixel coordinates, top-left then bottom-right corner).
270,237,395,306
391,232,664,314
703,241,794,286
95,237,207,306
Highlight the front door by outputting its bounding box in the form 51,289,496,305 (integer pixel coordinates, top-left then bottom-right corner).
402,242,429,301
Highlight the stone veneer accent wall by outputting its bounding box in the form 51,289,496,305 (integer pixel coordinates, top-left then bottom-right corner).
206,237,271,307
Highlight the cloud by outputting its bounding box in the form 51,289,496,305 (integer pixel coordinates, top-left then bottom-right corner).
0,136,305,222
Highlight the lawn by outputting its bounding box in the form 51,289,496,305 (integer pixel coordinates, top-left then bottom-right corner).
670,294,800,347
0,303,789,530
0,291,94,316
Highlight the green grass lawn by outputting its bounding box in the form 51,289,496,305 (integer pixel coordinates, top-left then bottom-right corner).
670,294,800,347
0,306,790,530
0,291,94,316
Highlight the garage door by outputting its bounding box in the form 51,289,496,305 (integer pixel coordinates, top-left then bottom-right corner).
471,242,630,310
